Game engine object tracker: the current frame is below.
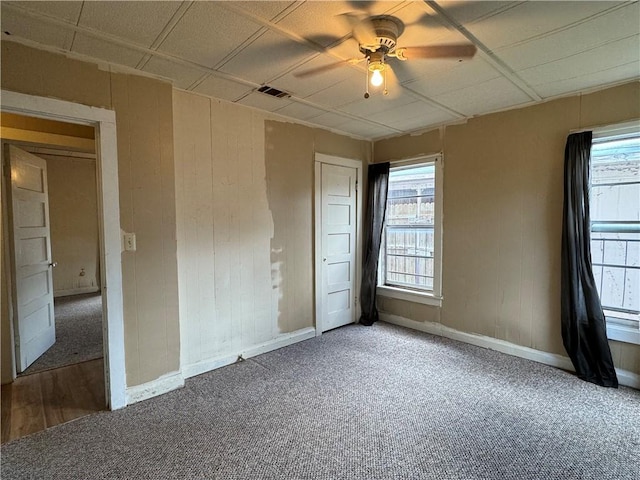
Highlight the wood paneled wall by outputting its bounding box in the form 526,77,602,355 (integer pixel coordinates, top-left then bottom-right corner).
174,91,275,367
1,42,180,387
174,91,370,373
373,82,640,375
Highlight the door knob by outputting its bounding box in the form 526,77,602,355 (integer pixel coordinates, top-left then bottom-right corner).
49,262,57,268
323,257,327,262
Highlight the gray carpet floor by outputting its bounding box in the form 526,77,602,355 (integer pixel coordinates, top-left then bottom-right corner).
21,293,103,376
2,322,639,480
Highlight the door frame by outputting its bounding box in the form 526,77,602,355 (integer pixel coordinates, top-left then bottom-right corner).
314,153,363,336
1,90,126,410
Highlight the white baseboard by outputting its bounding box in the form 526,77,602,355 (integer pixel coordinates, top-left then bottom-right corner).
54,286,100,298
380,313,640,390
183,327,317,379
126,370,185,405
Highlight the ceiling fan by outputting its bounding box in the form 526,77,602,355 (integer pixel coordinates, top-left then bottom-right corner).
295,14,477,98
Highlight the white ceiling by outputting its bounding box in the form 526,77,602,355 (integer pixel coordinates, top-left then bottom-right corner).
2,1,639,140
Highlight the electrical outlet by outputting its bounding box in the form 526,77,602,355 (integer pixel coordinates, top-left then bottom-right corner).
124,233,136,252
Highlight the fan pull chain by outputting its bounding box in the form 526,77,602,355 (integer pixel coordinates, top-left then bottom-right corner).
364,65,370,99
384,67,388,96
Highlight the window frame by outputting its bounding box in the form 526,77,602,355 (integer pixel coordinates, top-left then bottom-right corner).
590,120,640,345
377,154,443,307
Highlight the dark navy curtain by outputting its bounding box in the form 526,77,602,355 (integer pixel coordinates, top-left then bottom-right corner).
561,132,618,387
359,162,390,326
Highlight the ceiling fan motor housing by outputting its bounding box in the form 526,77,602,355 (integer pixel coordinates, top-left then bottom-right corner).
359,15,405,54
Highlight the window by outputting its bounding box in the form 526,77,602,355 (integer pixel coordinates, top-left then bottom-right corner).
590,122,640,344
378,156,442,306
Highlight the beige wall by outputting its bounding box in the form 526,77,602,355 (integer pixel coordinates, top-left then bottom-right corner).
1,41,180,387
44,154,100,296
265,120,371,333
174,90,370,371
2,39,635,389
373,82,640,375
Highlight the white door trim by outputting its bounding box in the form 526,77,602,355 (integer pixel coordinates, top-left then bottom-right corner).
1,89,126,410
314,153,363,336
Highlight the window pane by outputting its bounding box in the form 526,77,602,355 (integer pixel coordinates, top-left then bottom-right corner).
591,184,640,222
384,163,436,291
590,133,640,321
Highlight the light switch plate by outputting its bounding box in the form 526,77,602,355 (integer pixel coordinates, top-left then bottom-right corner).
124,232,136,252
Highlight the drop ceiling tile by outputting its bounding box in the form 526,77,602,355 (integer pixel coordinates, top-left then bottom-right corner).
237,91,292,112
304,75,372,108
192,75,253,102
7,1,83,22
308,111,355,129
466,1,620,50
275,1,355,48
339,123,399,140
385,110,459,132
368,100,440,124
496,3,640,71
158,2,263,68
78,1,182,47
432,77,532,116
338,93,416,117
273,102,328,121
403,58,498,98
1,7,74,49
219,30,318,84
534,62,640,98
518,35,640,88
142,57,205,89
230,1,297,21
439,1,520,24
72,33,146,68
275,55,360,98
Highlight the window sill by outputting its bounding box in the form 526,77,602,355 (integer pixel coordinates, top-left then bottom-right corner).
377,285,442,307
606,323,640,345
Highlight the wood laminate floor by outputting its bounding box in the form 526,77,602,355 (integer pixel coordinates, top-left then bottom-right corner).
1,358,105,443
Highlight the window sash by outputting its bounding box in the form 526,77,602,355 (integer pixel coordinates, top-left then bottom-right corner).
589,126,640,338
382,160,439,294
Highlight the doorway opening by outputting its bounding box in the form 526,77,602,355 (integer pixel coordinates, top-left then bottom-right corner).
314,153,363,335
0,91,126,442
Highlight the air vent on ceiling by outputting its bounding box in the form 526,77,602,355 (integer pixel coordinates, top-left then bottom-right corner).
257,85,290,98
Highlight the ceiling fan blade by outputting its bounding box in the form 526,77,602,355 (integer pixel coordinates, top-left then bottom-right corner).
406,9,467,31
397,44,477,60
338,12,378,47
304,34,346,50
294,58,363,79
346,0,376,11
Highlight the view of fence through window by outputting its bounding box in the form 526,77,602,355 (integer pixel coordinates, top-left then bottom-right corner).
590,133,640,330
384,164,435,291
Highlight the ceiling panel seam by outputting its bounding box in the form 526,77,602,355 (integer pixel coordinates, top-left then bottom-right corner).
2,4,261,90
1,2,399,137
423,0,543,102
465,1,525,25
68,0,85,51
518,33,640,73
496,2,633,51
280,97,404,134
136,0,195,70
217,2,338,58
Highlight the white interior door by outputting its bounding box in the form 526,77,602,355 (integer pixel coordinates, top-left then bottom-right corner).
320,163,357,332
5,145,56,372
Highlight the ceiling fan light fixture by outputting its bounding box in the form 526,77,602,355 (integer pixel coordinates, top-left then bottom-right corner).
368,58,385,87
370,69,384,87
